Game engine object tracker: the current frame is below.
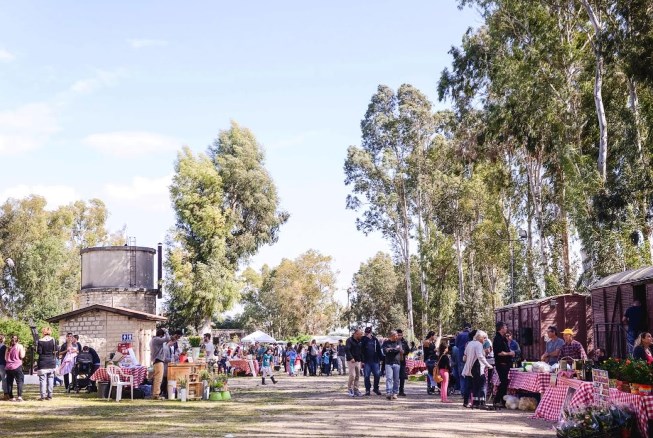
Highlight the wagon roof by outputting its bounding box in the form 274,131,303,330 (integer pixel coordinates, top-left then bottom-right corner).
494,293,586,311
589,265,653,290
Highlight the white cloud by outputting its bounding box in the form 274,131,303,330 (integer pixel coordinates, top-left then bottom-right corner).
0,49,15,62
0,184,79,209
127,39,168,49
0,103,60,155
69,69,125,94
104,174,172,202
83,131,181,157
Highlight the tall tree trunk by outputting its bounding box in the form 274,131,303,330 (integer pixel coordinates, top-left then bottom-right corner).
626,76,643,159
455,230,465,301
558,168,572,293
416,193,428,338
581,0,608,181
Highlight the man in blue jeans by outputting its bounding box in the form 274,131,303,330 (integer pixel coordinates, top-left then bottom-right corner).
361,327,382,396
454,323,472,401
381,331,402,400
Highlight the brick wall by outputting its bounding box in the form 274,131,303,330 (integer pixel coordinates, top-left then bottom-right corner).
57,310,156,367
76,289,157,314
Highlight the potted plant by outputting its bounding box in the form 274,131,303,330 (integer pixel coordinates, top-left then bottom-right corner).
189,336,202,360
178,378,188,402
209,376,224,401
555,404,634,438
200,370,211,400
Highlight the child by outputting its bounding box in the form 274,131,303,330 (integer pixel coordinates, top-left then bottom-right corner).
287,347,297,376
261,348,277,385
322,348,331,376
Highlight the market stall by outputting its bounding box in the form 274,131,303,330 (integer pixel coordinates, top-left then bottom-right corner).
405,358,426,375
491,368,552,394
229,358,259,376
90,366,148,387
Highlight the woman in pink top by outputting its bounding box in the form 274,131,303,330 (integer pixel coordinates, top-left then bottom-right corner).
4,334,26,402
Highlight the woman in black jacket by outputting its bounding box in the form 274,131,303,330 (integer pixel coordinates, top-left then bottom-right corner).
633,332,653,365
36,327,58,400
423,331,437,395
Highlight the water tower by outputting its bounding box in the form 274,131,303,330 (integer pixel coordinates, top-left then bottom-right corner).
78,244,162,314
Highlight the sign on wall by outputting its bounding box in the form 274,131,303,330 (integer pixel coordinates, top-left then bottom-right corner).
121,333,133,342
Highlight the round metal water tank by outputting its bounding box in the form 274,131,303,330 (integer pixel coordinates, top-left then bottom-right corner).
81,246,156,290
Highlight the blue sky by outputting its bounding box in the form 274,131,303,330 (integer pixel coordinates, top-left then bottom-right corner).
0,1,480,304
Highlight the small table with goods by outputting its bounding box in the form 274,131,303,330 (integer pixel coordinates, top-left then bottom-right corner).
492,367,553,395
228,359,259,376
609,388,653,438
167,363,207,400
405,358,427,375
534,377,595,421
90,366,148,387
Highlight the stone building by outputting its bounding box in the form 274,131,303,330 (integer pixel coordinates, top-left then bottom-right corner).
47,245,165,367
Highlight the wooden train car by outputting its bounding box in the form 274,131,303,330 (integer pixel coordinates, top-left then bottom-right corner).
589,266,653,358
494,294,592,361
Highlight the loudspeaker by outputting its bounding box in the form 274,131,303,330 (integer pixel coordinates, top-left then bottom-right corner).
521,327,534,346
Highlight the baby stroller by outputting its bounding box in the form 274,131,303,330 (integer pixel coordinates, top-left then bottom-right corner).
70,352,94,393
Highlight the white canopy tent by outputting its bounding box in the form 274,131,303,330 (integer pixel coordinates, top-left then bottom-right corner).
241,330,277,343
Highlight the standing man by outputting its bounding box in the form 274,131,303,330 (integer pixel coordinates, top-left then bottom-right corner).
336,339,347,376
396,329,410,397
454,323,472,401
541,326,565,366
150,328,170,400
308,340,319,376
623,300,646,355
361,327,382,396
345,328,363,397
493,322,514,407
381,331,402,400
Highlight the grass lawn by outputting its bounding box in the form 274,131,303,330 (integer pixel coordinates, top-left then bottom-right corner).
1,376,555,437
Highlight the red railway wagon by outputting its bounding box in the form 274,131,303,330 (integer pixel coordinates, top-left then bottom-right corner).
495,294,592,361
589,266,653,358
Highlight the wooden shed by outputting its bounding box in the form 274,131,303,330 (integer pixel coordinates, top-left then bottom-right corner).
589,266,653,359
495,294,592,361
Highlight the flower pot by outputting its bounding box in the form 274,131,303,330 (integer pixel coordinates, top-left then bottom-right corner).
630,383,640,394
179,388,187,402
167,381,177,400
209,391,222,401
192,347,201,360
220,391,231,401
638,384,652,395
621,382,631,393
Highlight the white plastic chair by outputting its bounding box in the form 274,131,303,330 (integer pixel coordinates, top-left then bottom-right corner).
106,365,134,402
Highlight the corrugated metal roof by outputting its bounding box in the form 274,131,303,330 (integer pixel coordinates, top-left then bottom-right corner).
589,265,653,290
495,294,580,311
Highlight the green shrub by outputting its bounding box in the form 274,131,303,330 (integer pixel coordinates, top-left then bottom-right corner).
0,318,58,347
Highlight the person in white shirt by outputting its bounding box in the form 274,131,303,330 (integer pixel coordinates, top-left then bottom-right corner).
462,330,493,408
203,333,215,358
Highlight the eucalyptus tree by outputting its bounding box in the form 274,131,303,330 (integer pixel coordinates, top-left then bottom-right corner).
344,84,435,337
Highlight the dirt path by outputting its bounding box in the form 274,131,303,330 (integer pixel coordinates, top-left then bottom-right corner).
228,374,556,437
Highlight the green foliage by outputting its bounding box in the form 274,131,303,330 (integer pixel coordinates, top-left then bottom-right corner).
0,196,119,321
347,252,406,337
188,336,202,348
240,250,340,339
0,318,58,347
166,123,288,333
287,334,312,346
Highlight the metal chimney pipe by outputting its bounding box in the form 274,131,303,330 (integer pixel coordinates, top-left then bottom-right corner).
157,243,163,299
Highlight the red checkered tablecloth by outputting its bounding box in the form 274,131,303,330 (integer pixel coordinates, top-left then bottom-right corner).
504,370,551,394
534,378,595,421
90,366,147,387
228,359,259,376
609,389,653,438
405,359,427,375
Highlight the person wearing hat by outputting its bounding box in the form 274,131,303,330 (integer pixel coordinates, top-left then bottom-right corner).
559,328,587,360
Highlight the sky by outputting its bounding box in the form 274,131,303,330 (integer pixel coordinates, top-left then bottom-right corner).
0,1,480,306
